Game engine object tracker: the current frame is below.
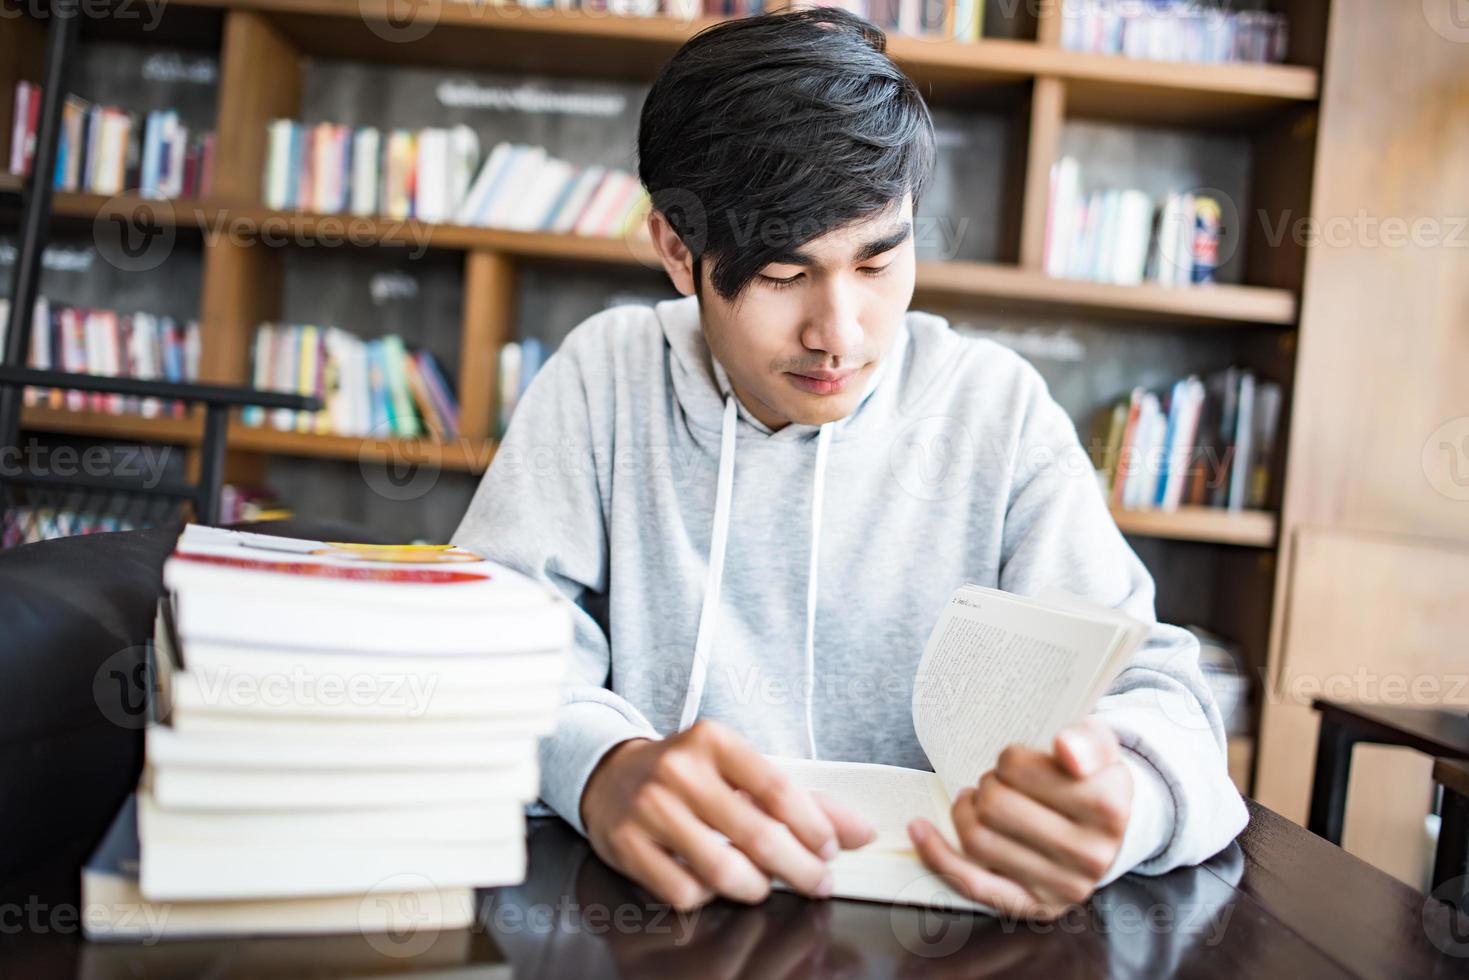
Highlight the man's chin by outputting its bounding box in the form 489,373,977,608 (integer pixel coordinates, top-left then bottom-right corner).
785,393,862,427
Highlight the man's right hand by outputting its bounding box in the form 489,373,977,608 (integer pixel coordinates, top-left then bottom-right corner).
579,719,876,910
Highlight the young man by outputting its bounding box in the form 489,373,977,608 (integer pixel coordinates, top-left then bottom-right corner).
453,8,1246,918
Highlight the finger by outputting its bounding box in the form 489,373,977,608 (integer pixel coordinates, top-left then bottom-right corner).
658,761,834,897
640,783,772,904
618,830,716,911
1053,718,1122,779
811,791,877,849
951,789,1096,908
994,744,1131,834
968,774,1119,881
702,724,841,858
906,818,1037,917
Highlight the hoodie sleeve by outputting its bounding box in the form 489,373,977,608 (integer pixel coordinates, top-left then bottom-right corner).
451,329,661,837
994,361,1248,884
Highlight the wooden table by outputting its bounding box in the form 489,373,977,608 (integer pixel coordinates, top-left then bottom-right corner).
2,802,1467,978
1308,698,1469,845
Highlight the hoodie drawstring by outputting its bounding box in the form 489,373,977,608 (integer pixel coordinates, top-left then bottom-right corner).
678,395,833,760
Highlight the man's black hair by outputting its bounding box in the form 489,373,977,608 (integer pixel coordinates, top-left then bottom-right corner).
637,6,937,303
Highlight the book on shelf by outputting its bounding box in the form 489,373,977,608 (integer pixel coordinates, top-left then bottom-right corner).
771,582,1146,911
1,487,182,549
494,336,548,438
1045,156,1227,287
243,322,461,442
1095,366,1282,514
7,81,214,198
0,296,200,419
83,524,571,938
262,121,651,238
702,0,984,41
1059,0,1289,65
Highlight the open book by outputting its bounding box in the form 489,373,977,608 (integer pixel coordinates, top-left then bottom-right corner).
771,584,1148,911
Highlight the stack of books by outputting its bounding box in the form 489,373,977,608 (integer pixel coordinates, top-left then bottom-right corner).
83,524,572,941
0,296,201,418
1044,157,1227,287
8,82,214,197
242,324,460,440
1059,0,1289,64
1095,367,1282,513
262,121,651,238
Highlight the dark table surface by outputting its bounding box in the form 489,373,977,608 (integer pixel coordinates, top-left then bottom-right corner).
1314,698,1469,758
4,800,1469,979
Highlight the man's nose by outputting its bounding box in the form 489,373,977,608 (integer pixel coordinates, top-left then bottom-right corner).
800,283,864,360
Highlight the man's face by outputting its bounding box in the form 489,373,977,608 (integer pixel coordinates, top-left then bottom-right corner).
696,195,917,430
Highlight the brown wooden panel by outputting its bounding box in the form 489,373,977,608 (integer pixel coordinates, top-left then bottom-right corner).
1017,77,1063,270
1256,525,1469,882
212,9,302,203
458,250,516,442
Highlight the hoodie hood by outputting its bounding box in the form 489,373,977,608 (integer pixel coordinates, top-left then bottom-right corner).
650,293,963,759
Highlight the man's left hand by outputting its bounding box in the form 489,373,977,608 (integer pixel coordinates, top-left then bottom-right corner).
908,717,1133,920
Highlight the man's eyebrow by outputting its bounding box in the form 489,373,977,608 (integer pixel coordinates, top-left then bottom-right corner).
768,222,913,267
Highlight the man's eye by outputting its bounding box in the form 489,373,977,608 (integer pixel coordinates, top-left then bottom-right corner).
761,273,803,289
861,265,891,277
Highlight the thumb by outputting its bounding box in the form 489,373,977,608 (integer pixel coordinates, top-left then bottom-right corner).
1054,717,1121,779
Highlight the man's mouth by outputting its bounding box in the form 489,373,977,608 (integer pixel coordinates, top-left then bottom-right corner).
786,369,859,396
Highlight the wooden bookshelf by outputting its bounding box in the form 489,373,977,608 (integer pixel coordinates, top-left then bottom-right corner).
160,1,1317,125
1,0,1332,717
19,405,493,473
3,177,1298,327
1110,505,1278,549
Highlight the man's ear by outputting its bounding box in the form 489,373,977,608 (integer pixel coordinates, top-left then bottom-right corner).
646,209,699,297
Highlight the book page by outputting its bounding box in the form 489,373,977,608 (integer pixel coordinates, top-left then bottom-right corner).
769,757,953,851
912,588,1127,799
767,758,991,912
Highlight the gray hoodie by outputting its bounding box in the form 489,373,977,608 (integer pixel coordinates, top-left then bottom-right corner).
452,294,1248,885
